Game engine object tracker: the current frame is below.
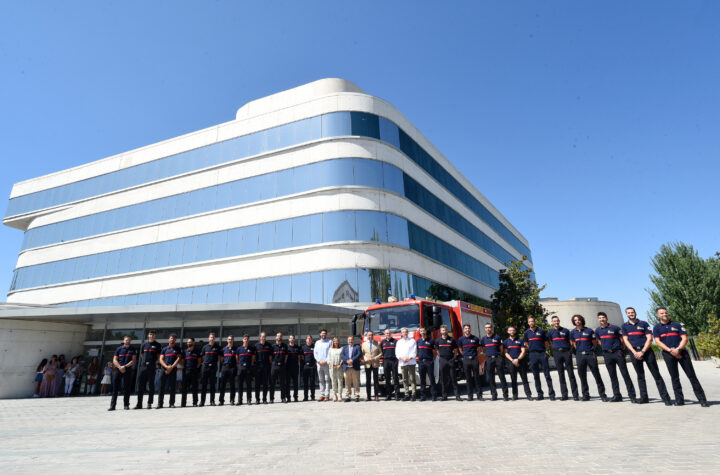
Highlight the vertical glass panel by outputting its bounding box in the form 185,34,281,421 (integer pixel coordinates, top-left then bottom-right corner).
168,239,184,266
265,127,278,152
162,289,179,305
356,211,388,243
291,273,310,302
216,182,232,210
244,176,261,204
323,159,354,188
292,215,311,247
210,230,228,260
357,268,374,303
188,189,205,215
275,219,292,250
383,163,404,195
136,292,151,305
154,241,172,268
227,228,243,257
191,285,208,304
309,214,323,245
276,169,292,196
309,161,326,190
260,172,277,200
195,233,213,262
206,284,223,303
273,275,291,302
241,226,259,254
142,243,158,270
238,280,256,302
353,158,383,189
294,117,311,143
350,112,380,139
117,248,133,274
323,211,355,242
150,290,164,305
248,130,263,156
387,214,409,247
379,117,400,149
222,282,240,303
292,164,312,194
309,115,322,140
178,287,194,304
257,222,275,252
256,278,273,302
324,269,358,304
201,186,218,211
276,122,295,149
182,236,199,264
321,111,351,138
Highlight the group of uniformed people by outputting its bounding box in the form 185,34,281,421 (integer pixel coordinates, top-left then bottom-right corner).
107,306,710,410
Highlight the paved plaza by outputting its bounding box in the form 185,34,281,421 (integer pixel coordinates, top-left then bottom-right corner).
1,360,719,474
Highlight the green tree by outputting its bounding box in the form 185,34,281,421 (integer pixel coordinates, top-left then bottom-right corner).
695,314,720,359
647,242,720,334
490,257,549,336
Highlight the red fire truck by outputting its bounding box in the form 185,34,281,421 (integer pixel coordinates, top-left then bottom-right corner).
352,296,493,387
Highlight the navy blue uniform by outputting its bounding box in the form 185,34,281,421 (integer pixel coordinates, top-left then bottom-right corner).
301,343,316,400
435,336,459,399
219,345,237,405
254,341,273,403
653,321,707,405
548,327,579,400
136,340,162,408
286,343,301,401
158,345,182,407
379,338,400,399
596,325,636,401
235,345,255,404
503,337,532,399
181,346,201,407
523,327,555,399
200,343,222,406
481,334,507,399
622,319,670,403
416,336,437,400
458,334,483,399
570,327,606,400
110,344,137,410
270,342,289,402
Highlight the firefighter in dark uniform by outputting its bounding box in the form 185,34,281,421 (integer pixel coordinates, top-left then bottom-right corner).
286,335,301,402
181,337,201,407
547,316,579,401
523,316,556,401
255,332,273,404
200,332,221,406
569,314,607,401
480,322,508,401
416,327,437,401
458,324,483,401
236,334,256,405
435,324,461,401
503,326,533,400
301,335,316,401
218,335,237,406
270,332,289,403
157,334,181,409
652,307,709,407
134,330,161,409
622,307,671,405
596,312,637,403
109,335,137,411
379,328,400,400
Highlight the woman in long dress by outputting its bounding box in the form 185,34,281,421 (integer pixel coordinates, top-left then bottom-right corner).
39,355,58,397
55,355,66,396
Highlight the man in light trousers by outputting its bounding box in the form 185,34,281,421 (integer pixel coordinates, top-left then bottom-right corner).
396,327,418,401
313,329,332,401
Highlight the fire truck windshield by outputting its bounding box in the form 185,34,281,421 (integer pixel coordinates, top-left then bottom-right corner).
366,304,420,334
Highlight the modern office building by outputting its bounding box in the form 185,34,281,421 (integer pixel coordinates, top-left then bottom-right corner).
1,78,532,397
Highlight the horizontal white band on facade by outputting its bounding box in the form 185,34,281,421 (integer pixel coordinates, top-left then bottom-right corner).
7,242,496,305
9,81,527,248
16,187,513,274
21,138,528,268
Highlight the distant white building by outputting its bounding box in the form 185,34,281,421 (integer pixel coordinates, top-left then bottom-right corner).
540,297,624,329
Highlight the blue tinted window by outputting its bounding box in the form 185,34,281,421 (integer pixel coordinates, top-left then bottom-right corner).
351,112,380,139
222,282,239,303
324,211,355,242
256,278,273,302
206,284,223,303
321,111,351,138
356,211,387,243
275,219,292,250
291,273,310,302
324,269,358,304
238,280,256,302
257,222,275,252
292,215,311,247
273,275,291,302
354,158,383,189
323,159,354,188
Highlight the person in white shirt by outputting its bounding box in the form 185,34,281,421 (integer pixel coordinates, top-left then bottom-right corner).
313,329,332,401
396,327,418,401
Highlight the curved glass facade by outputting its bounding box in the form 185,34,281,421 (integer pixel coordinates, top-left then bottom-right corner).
56,267,467,308
10,210,500,292
9,111,530,259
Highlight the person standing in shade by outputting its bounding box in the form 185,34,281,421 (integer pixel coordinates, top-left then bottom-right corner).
396,327,418,401
503,326,533,400
435,325,461,401
200,333,221,406
380,329,400,401
622,307,671,405
416,327,437,401
86,357,99,396
181,338,201,407
254,332,273,404
480,322,508,401
341,335,362,402
109,335,137,411
596,312,637,403
569,315,607,402
39,355,58,398
236,334,256,405
328,337,344,402
33,358,47,397
270,332,289,403
218,335,237,406
135,331,161,410
458,324,483,401
547,316,579,401
313,329,332,402
286,335,301,402
524,316,556,401
157,334,181,409
361,330,381,401
301,335,316,401
652,307,709,407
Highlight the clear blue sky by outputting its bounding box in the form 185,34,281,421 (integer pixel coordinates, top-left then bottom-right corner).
1,1,718,320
